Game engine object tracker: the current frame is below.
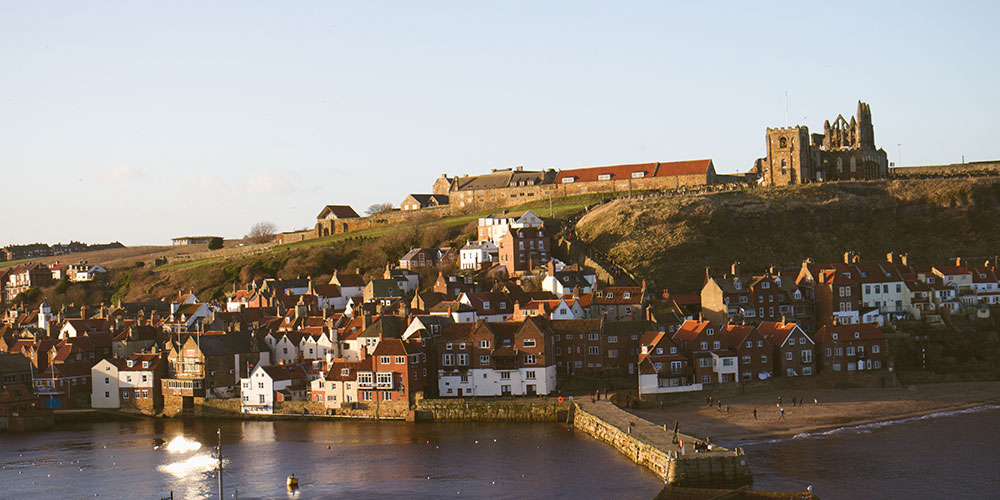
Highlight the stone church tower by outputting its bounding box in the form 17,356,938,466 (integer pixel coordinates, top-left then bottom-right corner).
756,126,813,186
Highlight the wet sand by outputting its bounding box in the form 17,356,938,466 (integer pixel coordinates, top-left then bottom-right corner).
628,380,1000,443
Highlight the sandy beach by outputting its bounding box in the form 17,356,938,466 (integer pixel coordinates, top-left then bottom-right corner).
628,380,1000,443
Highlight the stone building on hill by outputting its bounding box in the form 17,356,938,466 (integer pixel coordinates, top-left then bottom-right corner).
551,160,717,196
315,205,361,237
752,100,889,186
442,167,557,211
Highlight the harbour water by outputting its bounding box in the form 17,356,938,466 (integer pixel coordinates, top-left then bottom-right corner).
734,404,1000,500
0,419,663,499
2,406,998,499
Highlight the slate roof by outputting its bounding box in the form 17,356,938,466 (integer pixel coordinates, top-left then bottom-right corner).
555,159,713,183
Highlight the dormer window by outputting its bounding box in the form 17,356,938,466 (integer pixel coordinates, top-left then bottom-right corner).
142,361,149,369
854,332,861,339
607,292,614,299
623,292,631,299
762,282,770,289
597,174,611,181
832,333,838,340
126,360,134,368
561,177,575,184
707,328,714,335
734,281,742,290
482,301,491,310
341,368,351,376
631,171,645,178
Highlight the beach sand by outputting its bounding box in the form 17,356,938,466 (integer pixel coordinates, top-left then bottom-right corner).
628,380,1000,443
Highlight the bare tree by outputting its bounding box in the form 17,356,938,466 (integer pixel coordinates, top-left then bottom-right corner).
366,202,394,216
245,221,278,244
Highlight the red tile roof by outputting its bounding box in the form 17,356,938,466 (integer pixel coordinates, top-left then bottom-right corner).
555,159,713,183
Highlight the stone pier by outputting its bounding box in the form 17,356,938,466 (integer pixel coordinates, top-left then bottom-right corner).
572,401,752,487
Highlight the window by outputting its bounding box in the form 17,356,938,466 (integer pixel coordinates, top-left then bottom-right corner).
525,370,536,380
699,341,708,350
699,358,711,367
523,339,536,348
847,347,856,356
457,354,468,366
459,342,466,350
376,372,393,387
712,341,721,350
608,349,618,358
258,382,264,389
701,375,711,384
873,344,881,353
608,336,618,343
362,391,372,401
500,371,511,380
524,354,536,364
746,341,752,348
588,333,599,341
801,350,812,363
479,340,490,349
446,343,453,350
786,352,793,361
380,356,391,364
742,355,750,364
789,338,796,346
598,174,611,181
382,391,392,401
588,346,599,355
833,363,842,372
480,355,490,365
259,394,265,404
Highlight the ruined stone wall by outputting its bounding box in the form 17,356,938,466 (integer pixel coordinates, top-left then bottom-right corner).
891,161,1000,178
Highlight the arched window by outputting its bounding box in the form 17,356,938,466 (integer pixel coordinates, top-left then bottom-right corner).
779,137,788,148
850,157,857,172
836,157,843,173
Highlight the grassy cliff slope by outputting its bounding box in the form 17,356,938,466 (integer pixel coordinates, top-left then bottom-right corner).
575,178,1000,292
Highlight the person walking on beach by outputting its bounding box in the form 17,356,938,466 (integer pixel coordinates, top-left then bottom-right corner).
753,408,757,420
778,396,782,406
791,397,797,407
717,400,722,412
725,405,730,414
707,396,713,407
779,408,785,420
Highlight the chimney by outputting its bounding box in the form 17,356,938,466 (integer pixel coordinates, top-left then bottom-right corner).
886,252,894,264
731,261,740,276
80,306,87,319
516,166,523,172
955,257,962,266
362,314,368,330
572,285,580,299
852,254,861,264
546,259,555,276
844,251,852,264
901,253,909,268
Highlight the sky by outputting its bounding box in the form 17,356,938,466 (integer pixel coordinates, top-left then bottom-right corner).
2,1,999,246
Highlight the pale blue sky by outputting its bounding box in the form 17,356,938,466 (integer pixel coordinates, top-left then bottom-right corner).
2,1,998,246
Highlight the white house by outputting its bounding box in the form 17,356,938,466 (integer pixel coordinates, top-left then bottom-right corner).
460,241,498,270
477,210,544,244
542,264,597,296
91,358,121,409
240,364,308,414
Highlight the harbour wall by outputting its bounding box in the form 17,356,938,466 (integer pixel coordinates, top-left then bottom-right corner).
414,397,572,422
571,401,752,487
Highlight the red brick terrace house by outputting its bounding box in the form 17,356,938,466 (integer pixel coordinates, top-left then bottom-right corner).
813,322,889,374
671,320,738,384
720,323,774,381
757,321,816,377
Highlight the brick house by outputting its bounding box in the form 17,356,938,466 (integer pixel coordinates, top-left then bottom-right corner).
4,263,53,302
637,331,699,395
436,318,555,397
161,333,267,415
814,323,889,374
671,320,738,384
720,324,773,381
757,321,816,377
590,284,647,322
398,247,457,270
498,227,550,275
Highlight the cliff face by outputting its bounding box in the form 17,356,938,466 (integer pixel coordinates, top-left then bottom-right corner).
574,178,1000,292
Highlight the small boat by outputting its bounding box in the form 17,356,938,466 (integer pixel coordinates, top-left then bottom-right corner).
287,474,299,490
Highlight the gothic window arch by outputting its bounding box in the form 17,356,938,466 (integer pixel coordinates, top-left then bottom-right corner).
837,157,843,173
779,137,788,148
850,157,857,172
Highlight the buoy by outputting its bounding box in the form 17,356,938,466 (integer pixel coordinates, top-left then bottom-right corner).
327,446,331,449
287,474,299,490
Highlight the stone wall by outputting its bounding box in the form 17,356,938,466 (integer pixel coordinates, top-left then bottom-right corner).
890,161,1000,178
572,403,675,479
414,397,571,422
572,403,752,487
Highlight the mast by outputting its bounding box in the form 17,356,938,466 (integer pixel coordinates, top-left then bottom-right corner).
217,428,223,499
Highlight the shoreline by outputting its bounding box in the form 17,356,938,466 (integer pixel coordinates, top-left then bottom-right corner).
628,380,1000,444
